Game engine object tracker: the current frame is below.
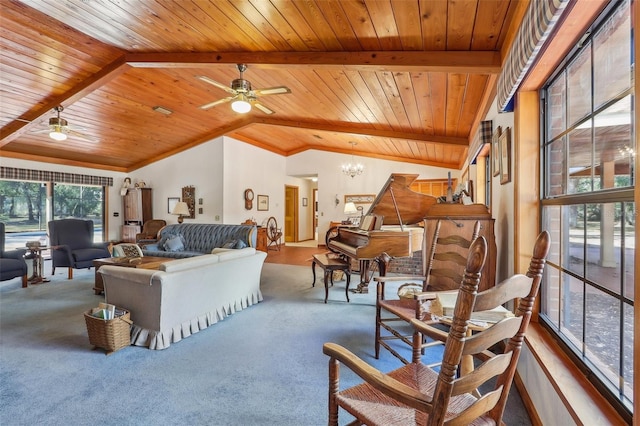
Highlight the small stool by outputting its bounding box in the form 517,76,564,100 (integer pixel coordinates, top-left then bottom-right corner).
311,254,351,303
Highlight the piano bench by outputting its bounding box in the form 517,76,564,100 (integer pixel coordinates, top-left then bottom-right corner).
311,254,351,303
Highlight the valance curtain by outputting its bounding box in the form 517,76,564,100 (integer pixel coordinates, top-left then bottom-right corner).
467,120,492,165
497,0,569,111
0,166,113,187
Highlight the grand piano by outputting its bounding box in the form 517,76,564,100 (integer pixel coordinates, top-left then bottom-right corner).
327,173,438,292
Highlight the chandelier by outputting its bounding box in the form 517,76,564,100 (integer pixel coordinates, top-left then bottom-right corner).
342,141,364,178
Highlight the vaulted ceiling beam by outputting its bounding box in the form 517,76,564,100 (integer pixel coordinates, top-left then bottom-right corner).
252,117,469,147
125,51,501,74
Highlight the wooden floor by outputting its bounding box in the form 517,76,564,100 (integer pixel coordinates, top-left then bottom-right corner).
264,244,327,267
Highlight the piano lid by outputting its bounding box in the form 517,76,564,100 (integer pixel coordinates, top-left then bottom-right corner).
365,173,438,226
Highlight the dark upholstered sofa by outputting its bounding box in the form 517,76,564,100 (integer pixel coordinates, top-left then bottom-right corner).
0,222,28,287
141,223,258,259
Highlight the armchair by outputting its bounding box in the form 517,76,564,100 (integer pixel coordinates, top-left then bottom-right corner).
48,219,111,279
135,219,166,245
0,222,28,287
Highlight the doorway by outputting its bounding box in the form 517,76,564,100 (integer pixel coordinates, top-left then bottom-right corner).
313,188,318,240
284,185,298,242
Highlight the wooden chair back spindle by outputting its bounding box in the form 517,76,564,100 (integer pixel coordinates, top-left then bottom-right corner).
326,231,551,426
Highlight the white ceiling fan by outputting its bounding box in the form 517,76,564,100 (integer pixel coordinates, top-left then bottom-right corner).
29,106,97,142
197,64,291,115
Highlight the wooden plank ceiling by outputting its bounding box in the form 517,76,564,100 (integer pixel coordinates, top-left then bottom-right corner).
0,0,524,172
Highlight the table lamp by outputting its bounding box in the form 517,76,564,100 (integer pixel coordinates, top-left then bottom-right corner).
171,201,190,224
343,202,359,224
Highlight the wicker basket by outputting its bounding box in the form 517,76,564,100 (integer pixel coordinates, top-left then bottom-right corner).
84,309,132,355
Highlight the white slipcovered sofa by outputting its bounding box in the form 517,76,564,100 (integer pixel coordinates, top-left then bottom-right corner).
98,247,267,350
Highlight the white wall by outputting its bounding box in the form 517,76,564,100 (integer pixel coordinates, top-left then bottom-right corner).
2,137,460,244
221,136,287,226
518,345,576,425
134,137,224,225
482,98,515,282
286,149,457,240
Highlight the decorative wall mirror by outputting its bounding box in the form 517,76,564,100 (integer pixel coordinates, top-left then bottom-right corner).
182,186,196,219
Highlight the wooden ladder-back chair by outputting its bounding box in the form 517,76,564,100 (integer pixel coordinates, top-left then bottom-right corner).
323,231,550,426
374,220,481,364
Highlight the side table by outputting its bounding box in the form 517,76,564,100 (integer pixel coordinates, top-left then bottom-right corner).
25,246,50,284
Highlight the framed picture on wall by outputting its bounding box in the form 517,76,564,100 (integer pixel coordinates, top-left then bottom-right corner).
492,126,502,177
500,127,511,185
344,194,375,204
257,195,269,211
167,197,179,214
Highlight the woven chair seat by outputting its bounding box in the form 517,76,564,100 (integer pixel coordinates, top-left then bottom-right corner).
337,362,494,426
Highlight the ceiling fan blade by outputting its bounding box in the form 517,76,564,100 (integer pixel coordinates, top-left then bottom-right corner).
67,121,87,129
196,75,237,94
67,129,99,142
253,86,291,96
253,102,275,115
200,96,234,110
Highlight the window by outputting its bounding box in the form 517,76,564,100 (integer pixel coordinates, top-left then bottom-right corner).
53,183,105,242
540,0,634,416
0,181,47,226
0,180,105,248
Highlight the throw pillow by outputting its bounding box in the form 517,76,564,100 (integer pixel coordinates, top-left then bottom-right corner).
164,235,185,252
120,244,141,258
157,232,177,251
222,239,238,249
235,239,247,249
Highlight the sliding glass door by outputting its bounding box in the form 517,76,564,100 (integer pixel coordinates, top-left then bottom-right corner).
0,180,105,248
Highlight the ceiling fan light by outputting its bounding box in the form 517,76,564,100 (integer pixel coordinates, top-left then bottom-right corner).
231,94,252,113
49,130,67,141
